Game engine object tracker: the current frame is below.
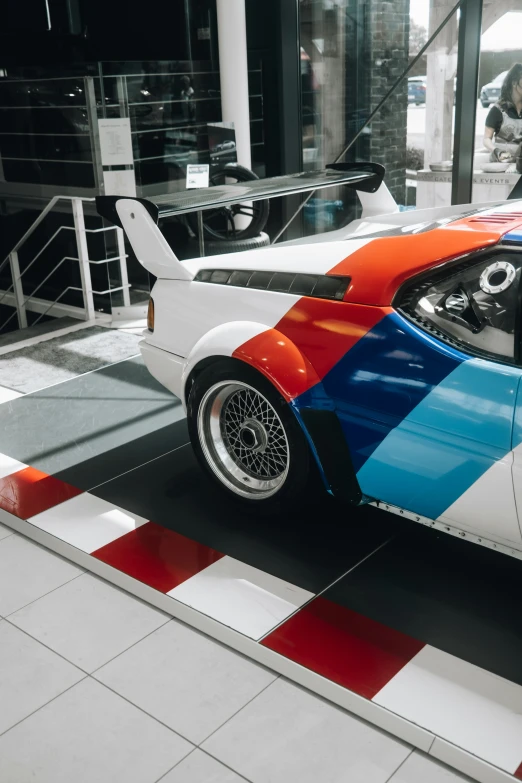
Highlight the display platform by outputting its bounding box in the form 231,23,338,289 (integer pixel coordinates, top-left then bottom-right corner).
1,355,522,783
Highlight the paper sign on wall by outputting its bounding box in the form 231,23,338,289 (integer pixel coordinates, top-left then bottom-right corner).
98,118,134,166
186,164,210,189
103,169,137,197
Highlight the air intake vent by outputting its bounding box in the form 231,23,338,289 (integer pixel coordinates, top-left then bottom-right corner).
469,212,522,224
194,269,350,301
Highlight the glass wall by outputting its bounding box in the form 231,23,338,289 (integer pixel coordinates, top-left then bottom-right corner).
0,58,266,330
471,1,522,204
298,0,461,234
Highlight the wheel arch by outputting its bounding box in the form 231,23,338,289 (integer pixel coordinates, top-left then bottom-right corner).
183,323,364,505
181,321,321,406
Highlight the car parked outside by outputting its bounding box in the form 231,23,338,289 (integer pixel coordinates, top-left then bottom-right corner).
480,71,508,108
408,76,426,105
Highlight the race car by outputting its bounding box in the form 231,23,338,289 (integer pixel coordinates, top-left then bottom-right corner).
97,164,522,558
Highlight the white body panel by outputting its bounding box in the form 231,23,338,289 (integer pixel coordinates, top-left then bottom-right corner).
182,238,372,277
437,453,522,545
148,281,300,359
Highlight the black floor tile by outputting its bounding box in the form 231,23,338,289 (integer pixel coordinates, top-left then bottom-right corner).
324,525,522,685
91,444,402,593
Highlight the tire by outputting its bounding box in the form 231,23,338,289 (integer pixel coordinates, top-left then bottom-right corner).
481,99,489,108
187,163,270,241
186,231,270,257
187,359,313,513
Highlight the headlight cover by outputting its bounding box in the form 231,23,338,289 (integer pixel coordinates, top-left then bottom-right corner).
397,251,522,363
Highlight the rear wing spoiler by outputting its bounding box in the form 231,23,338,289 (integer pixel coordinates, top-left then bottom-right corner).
96,162,387,227
95,162,393,280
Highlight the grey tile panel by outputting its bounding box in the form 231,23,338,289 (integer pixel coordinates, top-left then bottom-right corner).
0,356,185,479
94,619,277,744
0,678,192,783
202,678,411,783
9,573,169,673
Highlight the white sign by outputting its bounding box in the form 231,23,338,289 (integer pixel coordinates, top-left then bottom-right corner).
98,118,134,166
103,169,137,197
186,164,210,189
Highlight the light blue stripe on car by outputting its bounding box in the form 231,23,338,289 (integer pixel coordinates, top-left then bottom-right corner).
503,230,522,244
356,358,522,520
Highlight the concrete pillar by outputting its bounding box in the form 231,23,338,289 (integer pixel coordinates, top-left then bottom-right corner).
216,0,251,169
424,0,458,166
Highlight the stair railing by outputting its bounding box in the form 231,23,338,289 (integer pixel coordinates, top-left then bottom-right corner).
0,196,131,332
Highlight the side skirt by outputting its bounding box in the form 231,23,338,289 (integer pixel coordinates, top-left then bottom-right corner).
372,500,522,561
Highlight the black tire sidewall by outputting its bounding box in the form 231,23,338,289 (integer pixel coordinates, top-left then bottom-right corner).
187,359,311,512
187,164,270,241
186,232,270,256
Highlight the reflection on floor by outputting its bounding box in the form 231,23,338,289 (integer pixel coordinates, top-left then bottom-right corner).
0,355,519,782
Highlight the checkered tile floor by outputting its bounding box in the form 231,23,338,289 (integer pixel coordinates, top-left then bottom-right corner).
0,356,521,782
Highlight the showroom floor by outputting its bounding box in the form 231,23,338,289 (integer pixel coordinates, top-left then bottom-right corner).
0,319,517,782
0,528,469,783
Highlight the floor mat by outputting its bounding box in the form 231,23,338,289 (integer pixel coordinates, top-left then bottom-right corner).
0,326,141,393
0,316,80,350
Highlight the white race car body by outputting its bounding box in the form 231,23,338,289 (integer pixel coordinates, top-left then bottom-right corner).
98,168,522,559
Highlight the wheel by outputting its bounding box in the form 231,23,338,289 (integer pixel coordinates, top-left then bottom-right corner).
481,99,489,108
186,231,270,257
187,360,313,513
187,163,270,241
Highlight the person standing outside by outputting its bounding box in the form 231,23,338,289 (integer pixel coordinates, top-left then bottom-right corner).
483,63,522,165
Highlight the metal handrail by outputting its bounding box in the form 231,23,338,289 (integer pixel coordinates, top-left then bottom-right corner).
0,226,69,307
32,286,84,327
0,254,73,315
0,195,130,333
0,195,94,275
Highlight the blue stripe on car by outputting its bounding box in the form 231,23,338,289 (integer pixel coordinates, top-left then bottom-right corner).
356,358,521,519
295,312,467,472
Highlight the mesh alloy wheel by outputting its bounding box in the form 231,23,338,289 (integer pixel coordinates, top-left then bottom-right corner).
197,380,290,499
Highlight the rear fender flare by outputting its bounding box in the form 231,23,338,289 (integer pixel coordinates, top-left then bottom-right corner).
182,321,321,405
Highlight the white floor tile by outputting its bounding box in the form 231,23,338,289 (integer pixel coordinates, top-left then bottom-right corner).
430,738,518,783
0,535,82,616
0,385,22,404
160,750,247,783
388,751,474,782
0,521,13,541
0,621,84,734
94,619,277,744
169,556,314,640
9,573,168,672
373,645,522,774
0,451,27,479
29,492,148,553
202,678,411,783
0,677,193,783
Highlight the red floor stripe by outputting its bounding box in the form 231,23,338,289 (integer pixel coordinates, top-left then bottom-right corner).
0,467,82,519
92,521,224,593
262,596,424,699
514,762,522,779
